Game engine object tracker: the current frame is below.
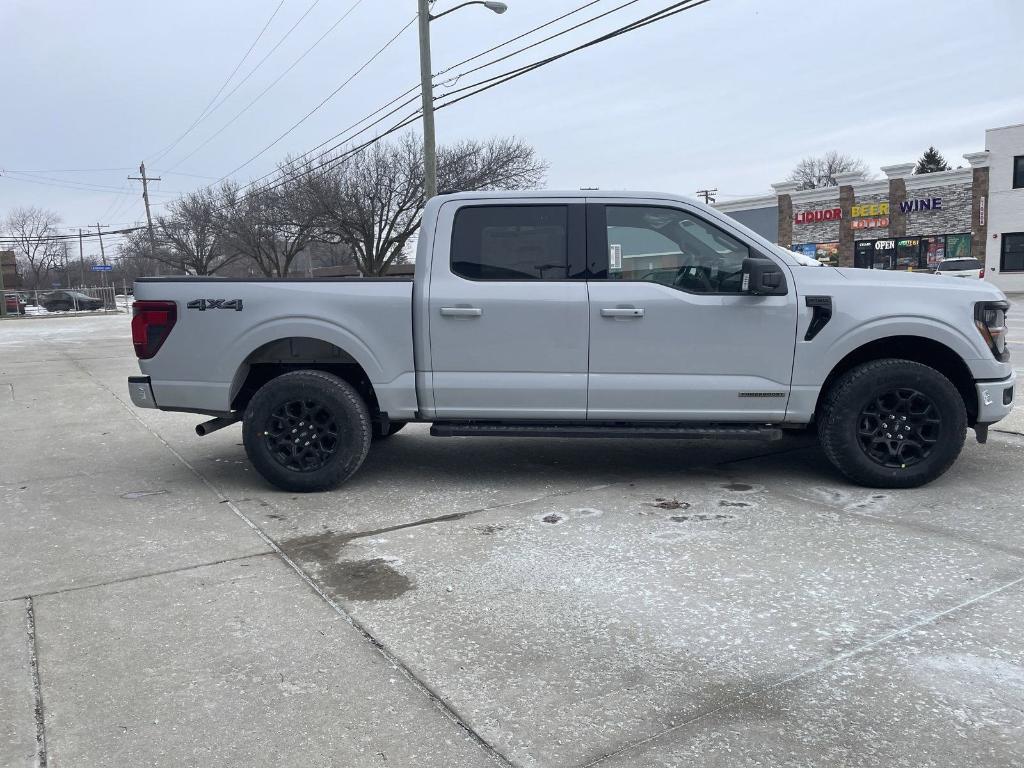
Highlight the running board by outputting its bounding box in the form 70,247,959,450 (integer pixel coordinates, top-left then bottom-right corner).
430,422,783,440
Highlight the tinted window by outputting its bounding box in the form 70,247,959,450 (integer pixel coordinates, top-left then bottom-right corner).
452,205,568,280
1014,156,1024,189
937,258,982,271
1002,233,1024,272
604,206,750,293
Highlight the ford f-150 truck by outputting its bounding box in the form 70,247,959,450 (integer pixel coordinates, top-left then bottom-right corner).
128,190,1015,491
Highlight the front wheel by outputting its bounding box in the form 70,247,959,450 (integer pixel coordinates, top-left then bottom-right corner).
818,359,966,488
242,370,371,492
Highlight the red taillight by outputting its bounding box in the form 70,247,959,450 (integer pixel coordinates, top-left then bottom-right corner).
132,300,177,359
980,267,985,278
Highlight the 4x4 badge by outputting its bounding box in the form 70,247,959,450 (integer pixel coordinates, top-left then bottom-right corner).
187,299,243,311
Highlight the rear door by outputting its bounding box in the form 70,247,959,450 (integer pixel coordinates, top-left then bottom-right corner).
426,199,590,419
585,199,799,421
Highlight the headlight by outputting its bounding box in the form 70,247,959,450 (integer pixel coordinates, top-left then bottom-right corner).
974,301,1009,361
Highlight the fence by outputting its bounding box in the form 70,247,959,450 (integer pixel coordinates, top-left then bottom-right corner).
1,286,128,318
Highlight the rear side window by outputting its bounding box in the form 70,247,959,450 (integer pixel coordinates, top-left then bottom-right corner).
937,258,982,270
452,205,568,280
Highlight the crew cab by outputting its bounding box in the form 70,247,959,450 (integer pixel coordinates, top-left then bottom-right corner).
128,191,1015,491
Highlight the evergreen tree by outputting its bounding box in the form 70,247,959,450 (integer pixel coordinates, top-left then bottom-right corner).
914,146,950,174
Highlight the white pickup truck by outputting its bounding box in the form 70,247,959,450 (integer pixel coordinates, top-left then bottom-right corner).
128,190,1015,491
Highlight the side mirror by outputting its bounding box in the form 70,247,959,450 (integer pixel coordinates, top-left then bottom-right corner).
741,257,788,296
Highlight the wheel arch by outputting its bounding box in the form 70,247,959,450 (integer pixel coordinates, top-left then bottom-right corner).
230,336,381,417
815,335,978,425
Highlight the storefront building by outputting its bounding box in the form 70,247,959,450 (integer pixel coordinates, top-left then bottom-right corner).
713,123,1024,293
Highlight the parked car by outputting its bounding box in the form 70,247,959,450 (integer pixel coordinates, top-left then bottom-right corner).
3,292,26,315
41,290,104,312
934,257,984,279
128,190,1015,492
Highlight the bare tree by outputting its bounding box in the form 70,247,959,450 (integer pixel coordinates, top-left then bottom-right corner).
310,133,546,276
155,188,237,275
3,207,63,288
218,159,320,277
788,151,870,189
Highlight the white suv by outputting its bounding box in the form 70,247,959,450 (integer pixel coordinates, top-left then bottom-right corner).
934,257,983,279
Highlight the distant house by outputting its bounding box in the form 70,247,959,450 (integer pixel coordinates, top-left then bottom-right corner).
1,250,22,288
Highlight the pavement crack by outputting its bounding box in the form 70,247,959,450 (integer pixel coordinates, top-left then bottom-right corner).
69,354,518,768
25,597,48,768
11,553,273,602
581,574,1024,767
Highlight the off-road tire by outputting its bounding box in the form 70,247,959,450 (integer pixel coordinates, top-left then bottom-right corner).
817,359,966,488
372,420,408,440
242,370,371,492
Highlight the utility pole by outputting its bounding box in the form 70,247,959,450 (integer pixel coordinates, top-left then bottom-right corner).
96,223,107,292
417,1,508,201
0,249,7,318
79,228,85,287
695,188,718,205
63,242,69,288
129,161,161,275
416,0,437,200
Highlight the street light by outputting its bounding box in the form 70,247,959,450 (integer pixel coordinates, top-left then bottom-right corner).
418,0,508,200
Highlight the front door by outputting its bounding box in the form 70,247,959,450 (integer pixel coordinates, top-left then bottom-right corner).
585,200,799,422
426,200,590,419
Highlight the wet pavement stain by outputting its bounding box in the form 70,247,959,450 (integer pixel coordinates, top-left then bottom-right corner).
476,523,506,535
718,500,752,508
120,490,168,500
541,513,564,524
671,513,734,523
647,498,690,510
721,482,753,492
320,559,413,601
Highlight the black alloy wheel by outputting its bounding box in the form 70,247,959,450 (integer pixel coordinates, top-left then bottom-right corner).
818,359,966,488
856,388,941,468
263,399,339,472
242,370,371,492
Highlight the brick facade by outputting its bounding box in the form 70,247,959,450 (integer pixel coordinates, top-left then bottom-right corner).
888,179,907,237
838,184,854,267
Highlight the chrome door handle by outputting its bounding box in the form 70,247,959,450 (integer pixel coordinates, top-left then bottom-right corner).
440,306,482,317
600,307,644,318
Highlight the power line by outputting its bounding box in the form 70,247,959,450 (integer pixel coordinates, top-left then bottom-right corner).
434,0,713,106
216,14,417,181
0,226,146,243
216,0,618,192
149,0,287,164
437,0,643,87
160,0,358,171
433,0,605,81
228,0,715,205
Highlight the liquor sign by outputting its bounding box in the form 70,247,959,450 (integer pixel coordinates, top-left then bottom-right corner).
794,207,841,224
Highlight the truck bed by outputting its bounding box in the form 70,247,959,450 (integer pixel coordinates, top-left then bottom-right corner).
133,276,417,418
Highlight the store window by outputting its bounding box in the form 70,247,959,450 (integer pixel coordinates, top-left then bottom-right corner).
873,239,895,269
946,234,972,260
1002,232,1024,272
895,238,924,270
924,236,946,268
1014,155,1024,189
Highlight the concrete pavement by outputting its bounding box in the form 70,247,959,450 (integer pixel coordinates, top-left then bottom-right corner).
1,313,1022,767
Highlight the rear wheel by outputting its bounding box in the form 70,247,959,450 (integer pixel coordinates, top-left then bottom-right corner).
818,359,966,488
242,370,371,492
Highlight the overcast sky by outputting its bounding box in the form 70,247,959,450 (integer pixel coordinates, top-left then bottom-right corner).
2,0,1023,249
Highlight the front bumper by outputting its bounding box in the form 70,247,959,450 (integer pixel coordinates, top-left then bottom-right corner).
128,375,157,409
975,371,1016,425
